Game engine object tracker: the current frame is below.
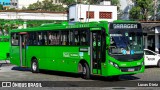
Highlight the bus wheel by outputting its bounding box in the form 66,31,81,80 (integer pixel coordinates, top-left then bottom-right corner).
157,60,160,68
82,63,90,79
31,59,39,73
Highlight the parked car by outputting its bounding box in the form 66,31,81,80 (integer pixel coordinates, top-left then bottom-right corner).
144,49,160,67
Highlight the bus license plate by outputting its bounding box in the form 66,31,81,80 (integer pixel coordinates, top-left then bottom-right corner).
128,68,135,72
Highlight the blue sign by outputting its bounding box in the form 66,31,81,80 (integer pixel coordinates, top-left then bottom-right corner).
0,0,10,6
122,49,127,55
131,50,134,55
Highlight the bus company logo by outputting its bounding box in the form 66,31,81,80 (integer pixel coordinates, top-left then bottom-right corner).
63,52,70,57
2,82,11,87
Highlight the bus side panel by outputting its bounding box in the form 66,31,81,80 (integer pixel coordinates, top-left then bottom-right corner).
10,46,20,66
26,46,90,73
0,42,10,60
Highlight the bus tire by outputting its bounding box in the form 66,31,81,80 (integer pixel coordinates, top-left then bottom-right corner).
82,63,90,79
157,60,160,68
31,59,39,73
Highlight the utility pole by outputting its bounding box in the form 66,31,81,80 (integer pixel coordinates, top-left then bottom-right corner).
154,0,158,21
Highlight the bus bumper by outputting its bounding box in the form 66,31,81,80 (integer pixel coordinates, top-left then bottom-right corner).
101,60,145,76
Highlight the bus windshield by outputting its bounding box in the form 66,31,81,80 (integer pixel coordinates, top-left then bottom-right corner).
109,31,143,55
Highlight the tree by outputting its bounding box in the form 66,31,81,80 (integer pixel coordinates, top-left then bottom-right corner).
28,0,66,12
111,0,120,6
0,4,3,10
61,0,76,6
129,6,142,20
129,0,153,21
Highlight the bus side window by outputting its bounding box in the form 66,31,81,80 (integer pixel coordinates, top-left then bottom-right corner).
74,30,80,45
80,30,88,45
48,31,60,45
11,33,19,46
69,30,73,45
55,31,61,45
28,32,37,45
48,32,52,45
38,32,48,45
61,31,69,45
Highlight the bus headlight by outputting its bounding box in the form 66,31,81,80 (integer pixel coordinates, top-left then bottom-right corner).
109,61,114,65
114,63,119,68
109,61,119,68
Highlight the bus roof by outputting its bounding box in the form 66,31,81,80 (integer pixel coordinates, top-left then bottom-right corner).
10,21,109,33
10,20,140,33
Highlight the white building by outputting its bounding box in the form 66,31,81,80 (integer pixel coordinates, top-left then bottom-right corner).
0,11,67,20
69,1,117,22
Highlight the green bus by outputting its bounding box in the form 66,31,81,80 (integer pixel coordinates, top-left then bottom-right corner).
0,35,10,61
10,20,144,79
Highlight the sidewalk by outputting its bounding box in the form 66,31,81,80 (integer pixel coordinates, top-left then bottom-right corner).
0,60,11,67
0,60,10,64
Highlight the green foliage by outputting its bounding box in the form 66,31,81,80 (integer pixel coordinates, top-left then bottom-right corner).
158,0,160,12
129,6,142,20
28,0,66,12
129,0,153,21
8,8,16,10
111,0,121,18
61,0,76,6
111,0,120,6
0,4,3,10
0,19,66,32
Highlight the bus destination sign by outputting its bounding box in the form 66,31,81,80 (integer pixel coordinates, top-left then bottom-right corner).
110,23,140,29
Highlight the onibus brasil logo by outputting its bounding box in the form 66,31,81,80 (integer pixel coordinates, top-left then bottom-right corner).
1,82,42,87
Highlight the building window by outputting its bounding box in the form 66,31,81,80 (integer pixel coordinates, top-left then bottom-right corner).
99,12,112,19
15,3,17,6
86,11,94,19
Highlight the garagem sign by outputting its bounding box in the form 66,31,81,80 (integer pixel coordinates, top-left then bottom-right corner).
113,24,138,29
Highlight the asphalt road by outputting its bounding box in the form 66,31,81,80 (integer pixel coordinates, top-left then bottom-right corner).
0,64,160,90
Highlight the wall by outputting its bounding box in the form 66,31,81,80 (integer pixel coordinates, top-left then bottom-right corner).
0,11,67,20
69,4,117,22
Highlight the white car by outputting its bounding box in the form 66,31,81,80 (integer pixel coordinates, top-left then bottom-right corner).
144,49,160,67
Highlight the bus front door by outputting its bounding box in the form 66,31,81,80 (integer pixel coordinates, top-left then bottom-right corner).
19,33,27,67
91,31,102,75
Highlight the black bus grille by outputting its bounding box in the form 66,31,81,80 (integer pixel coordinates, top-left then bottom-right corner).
120,66,141,72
